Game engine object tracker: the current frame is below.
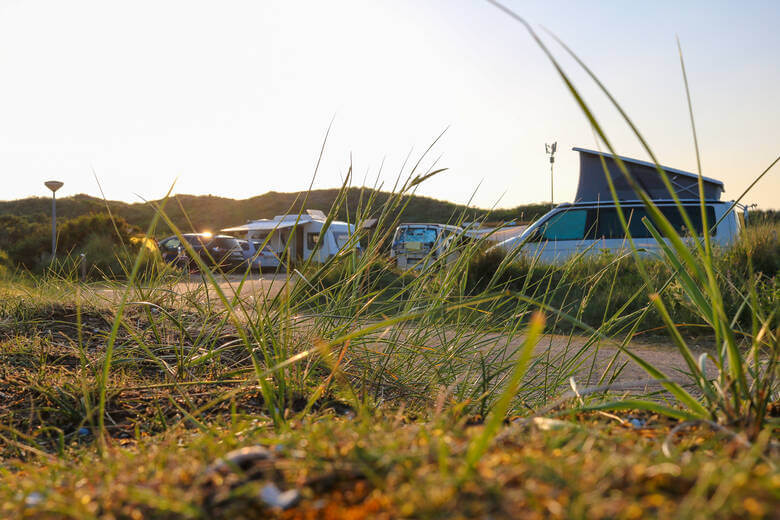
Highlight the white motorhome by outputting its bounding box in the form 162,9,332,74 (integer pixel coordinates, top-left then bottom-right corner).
222,209,358,264
495,148,742,263
390,223,465,270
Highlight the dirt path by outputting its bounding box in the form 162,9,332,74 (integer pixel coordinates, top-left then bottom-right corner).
90,273,712,389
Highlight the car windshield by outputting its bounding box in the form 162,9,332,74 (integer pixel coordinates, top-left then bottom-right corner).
184,235,209,245
397,227,438,244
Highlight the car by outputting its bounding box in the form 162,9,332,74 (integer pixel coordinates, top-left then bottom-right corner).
247,239,284,272
493,200,742,263
158,233,246,271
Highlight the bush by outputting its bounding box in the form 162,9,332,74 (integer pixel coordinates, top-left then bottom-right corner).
1,212,144,275
0,248,10,278
719,223,779,280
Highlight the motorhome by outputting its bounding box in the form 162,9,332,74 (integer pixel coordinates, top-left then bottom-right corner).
390,223,465,270
222,209,358,264
495,148,742,263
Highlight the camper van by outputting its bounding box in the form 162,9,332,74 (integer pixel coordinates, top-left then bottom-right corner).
222,210,358,264
390,223,464,270
495,148,742,263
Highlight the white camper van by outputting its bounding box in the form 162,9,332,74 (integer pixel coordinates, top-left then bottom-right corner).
222,210,358,265
495,148,742,263
390,223,464,270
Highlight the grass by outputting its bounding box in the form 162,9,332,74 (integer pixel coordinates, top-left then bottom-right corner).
1,4,779,517
2,411,777,519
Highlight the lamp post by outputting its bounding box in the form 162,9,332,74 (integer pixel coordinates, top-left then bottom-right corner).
545,142,557,209
44,181,64,259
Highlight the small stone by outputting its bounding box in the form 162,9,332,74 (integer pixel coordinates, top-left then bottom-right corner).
532,417,571,431
259,483,300,510
24,492,44,507
206,445,272,475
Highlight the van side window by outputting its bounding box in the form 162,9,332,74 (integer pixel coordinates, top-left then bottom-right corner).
540,210,587,240
307,233,319,250
661,206,716,237
589,207,651,239
586,206,716,239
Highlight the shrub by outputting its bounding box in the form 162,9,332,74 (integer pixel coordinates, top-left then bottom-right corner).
0,248,10,278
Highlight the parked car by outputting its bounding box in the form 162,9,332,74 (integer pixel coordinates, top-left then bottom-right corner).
248,240,284,272
158,233,246,271
234,239,284,272
493,200,742,263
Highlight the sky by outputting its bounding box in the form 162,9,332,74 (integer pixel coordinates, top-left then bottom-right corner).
0,0,778,209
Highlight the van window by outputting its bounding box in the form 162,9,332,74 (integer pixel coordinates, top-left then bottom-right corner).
540,210,588,241
398,227,438,244
307,233,319,250
589,207,651,239
586,206,716,239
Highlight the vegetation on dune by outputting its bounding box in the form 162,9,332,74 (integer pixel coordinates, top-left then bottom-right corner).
1,7,779,519
0,212,171,279
0,189,554,240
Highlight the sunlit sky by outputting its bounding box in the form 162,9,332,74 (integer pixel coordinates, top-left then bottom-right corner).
1,0,778,209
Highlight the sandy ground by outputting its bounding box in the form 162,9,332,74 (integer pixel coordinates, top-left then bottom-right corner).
92,272,712,389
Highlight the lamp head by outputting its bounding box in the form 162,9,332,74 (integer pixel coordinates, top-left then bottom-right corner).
45,181,64,193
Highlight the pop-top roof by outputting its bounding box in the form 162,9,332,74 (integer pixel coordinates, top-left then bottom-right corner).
573,147,724,202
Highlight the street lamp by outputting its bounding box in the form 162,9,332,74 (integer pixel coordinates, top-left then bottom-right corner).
44,181,64,259
545,142,557,208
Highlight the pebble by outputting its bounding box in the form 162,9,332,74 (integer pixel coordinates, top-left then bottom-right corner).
24,492,44,507
259,483,300,510
206,445,272,474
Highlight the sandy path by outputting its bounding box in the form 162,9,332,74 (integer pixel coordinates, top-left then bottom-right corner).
91,273,712,388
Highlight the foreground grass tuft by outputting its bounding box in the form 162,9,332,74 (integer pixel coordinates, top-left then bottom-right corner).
2,413,777,519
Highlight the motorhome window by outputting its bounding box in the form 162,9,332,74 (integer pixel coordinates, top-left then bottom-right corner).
540,210,587,241
307,233,319,250
334,232,349,248
399,227,438,244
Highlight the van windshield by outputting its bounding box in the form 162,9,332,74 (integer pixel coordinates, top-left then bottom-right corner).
397,227,438,244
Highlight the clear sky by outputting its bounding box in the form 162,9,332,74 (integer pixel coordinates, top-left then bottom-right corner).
1,0,778,209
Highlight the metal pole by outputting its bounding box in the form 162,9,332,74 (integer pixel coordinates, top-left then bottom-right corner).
51,191,57,258
44,181,63,261
550,159,554,209
545,142,557,209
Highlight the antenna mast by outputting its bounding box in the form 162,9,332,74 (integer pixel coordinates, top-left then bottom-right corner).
545,142,557,208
